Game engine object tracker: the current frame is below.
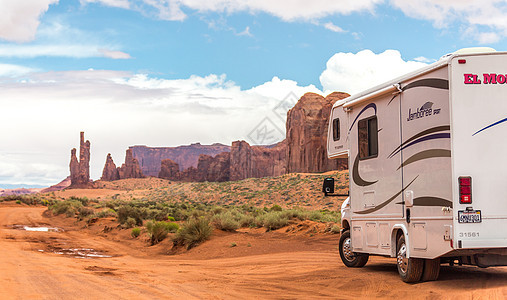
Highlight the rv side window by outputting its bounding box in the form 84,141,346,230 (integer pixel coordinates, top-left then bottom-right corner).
358,116,378,159
332,118,340,141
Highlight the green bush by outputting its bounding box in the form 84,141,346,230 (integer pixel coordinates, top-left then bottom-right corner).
50,200,83,217
94,208,117,218
212,211,240,231
330,224,341,234
117,205,143,226
77,207,94,220
131,227,141,238
270,204,283,212
146,221,180,245
125,217,137,228
167,216,175,221
173,217,212,249
260,211,289,231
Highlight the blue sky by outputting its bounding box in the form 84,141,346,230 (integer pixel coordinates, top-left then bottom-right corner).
1,0,507,187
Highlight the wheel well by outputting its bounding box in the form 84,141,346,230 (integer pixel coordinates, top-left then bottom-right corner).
342,220,350,231
391,228,405,257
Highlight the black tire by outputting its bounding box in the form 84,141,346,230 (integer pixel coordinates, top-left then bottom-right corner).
421,258,440,281
396,235,423,283
339,230,369,268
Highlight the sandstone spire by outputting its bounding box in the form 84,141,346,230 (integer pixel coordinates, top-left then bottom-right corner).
69,131,91,187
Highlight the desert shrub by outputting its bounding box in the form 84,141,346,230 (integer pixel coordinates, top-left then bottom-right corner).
173,217,212,249
131,227,141,238
260,211,289,231
50,200,83,217
307,211,340,223
238,214,256,228
167,216,175,221
69,196,89,206
94,208,117,218
16,200,21,204
212,211,240,231
117,205,143,226
330,224,341,234
270,204,283,212
77,206,94,220
146,221,180,245
125,217,137,228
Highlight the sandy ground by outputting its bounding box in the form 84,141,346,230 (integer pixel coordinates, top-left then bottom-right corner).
0,204,506,299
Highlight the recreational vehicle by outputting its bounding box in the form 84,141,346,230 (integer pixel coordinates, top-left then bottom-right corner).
327,48,507,282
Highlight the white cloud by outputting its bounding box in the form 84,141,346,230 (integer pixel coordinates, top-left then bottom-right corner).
390,0,507,43
99,48,132,59
323,22,346,33
0,20,132,59
0,64,37,77
476,32,501,44
97,0,381,22
414,56,436,63
81,0,130,9
236,26,253,37
0,69,320,185
319,49,427,95
0,0,58,42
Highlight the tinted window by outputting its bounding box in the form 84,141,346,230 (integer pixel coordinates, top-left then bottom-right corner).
332,118,340,141
358,116,378,159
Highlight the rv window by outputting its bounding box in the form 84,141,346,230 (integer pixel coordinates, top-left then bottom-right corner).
358,116,378,159
332,118,340,141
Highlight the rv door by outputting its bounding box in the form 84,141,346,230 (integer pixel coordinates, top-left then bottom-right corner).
328,103,349,159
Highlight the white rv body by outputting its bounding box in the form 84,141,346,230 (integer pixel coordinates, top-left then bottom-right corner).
329,49,507,275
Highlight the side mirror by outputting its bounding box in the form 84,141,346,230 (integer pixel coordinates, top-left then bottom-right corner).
322,177,335,196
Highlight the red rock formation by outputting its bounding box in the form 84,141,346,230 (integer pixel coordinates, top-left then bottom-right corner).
158,159,180,180
199,152,230,182
69,132,91,187
285,92,349,173
118,149,144,179
41,177,72,193
229,140,286,181
130,143,231,177
101,153,120,181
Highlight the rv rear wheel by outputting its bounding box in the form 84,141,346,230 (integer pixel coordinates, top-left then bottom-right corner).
396,235,423,283
339,230,369,268
421,258,440,281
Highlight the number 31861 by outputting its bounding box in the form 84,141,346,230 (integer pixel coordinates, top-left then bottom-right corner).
459,232,479,238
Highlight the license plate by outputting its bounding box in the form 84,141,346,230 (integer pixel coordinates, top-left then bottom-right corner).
458,210,482,223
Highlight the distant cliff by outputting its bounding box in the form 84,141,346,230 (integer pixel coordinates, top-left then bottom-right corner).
130,143,231,177
100,91,349,183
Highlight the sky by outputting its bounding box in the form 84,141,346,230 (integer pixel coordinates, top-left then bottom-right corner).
1,0,507,188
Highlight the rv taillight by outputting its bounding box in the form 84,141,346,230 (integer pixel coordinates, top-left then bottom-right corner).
458,59,466,64
459,176,472,204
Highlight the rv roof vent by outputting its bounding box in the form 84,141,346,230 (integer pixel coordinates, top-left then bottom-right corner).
440,47,496,60
453,47,496,55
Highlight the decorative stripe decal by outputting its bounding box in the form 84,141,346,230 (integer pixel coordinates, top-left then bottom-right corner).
355,176,418,215
389,133,450,158
348,103,377,132
352,155,378,187
388,125,450,158
472,117,507,136
413,197,453,208
402,78,449,91
396,149,451,170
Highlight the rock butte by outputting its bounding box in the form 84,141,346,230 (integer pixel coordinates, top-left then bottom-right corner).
84,91,349,183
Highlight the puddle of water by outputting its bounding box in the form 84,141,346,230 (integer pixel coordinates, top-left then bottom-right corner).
11,225,63,232
53,248,112,259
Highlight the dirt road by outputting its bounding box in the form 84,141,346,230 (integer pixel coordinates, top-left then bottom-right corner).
0,205,505,299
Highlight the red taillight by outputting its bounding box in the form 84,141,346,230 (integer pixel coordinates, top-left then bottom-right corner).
459,176,472,204
458,59,466,64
